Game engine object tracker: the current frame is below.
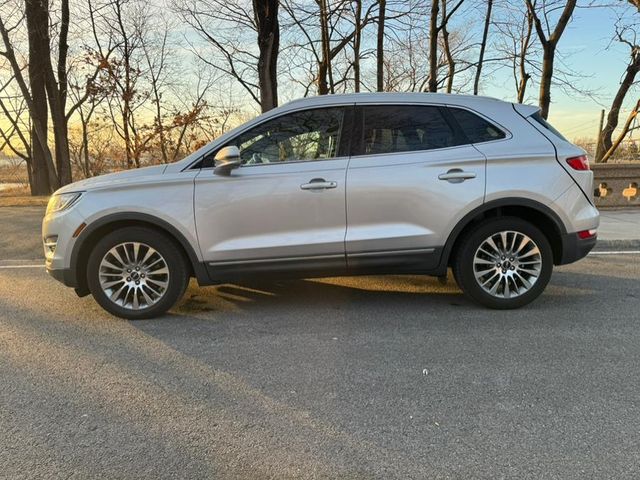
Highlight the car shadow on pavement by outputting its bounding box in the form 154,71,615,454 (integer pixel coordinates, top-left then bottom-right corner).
128,260,640,341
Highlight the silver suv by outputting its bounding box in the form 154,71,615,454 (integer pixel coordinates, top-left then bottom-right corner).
43,93,599,319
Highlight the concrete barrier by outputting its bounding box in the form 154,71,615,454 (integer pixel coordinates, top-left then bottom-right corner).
592,163,640,208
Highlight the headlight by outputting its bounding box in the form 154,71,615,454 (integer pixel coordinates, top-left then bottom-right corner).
46,192,83,214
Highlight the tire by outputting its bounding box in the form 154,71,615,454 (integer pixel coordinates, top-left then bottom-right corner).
87,227,189,319
452,217,553,309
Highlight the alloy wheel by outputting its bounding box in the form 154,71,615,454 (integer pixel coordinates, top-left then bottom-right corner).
98,242,170,310
472,230,543,299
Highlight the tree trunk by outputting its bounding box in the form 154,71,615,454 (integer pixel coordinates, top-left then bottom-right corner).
80,110,91,177
516,11,534,103
114,0,133,168
517,73,530,103
601,98,640,163
440,0,454,93
45,77,72,185
254,0,279,112
427,0,439,92
473,0,493,95
50,0,72,185
25,0,57,194
596,50,640,162
527,0,577,119
442,26,455,93
376,0,386,92
353,0,362,92
538,42,555,119
317,0,331,94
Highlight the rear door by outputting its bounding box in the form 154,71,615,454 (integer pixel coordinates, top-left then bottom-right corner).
345,104,487,270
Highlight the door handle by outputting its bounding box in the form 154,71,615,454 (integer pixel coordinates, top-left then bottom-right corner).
300,178,338,190
438,169,477,183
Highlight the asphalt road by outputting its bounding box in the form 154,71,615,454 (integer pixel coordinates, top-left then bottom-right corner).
1,207,640,478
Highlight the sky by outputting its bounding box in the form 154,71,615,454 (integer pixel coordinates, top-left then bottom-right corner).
483,3,637,141
1,1,638,158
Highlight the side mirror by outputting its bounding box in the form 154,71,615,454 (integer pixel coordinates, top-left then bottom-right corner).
213,146,241,176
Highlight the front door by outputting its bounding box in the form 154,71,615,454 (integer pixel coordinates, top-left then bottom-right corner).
194,106,351,279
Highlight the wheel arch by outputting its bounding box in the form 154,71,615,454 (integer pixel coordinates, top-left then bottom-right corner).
441,198,567,271
70,212,209,296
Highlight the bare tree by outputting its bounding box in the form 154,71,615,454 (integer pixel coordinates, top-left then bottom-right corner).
596,19,640,162
351,0,362,92
473,0,493,95
600,98,640,163
174,0,261,106
282,0,376,96
492,1,537,103
427,0,465,92
525,0,577,119
0,80,32,178
376,0,385,91
253,0,280,111
0,4,58,194
44,0,73,185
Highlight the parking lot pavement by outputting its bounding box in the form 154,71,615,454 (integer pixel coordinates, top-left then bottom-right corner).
0,207,45,262
1,206,640,478
597,209,640,249
1,254,640,478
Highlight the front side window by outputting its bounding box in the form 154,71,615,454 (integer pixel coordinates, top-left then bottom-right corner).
229,107,345,165
449,107,506,143
359,105,459,156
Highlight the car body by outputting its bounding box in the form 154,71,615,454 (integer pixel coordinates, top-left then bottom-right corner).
43,92,599,318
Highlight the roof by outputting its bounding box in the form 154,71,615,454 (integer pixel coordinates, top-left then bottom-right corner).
279,92,509,109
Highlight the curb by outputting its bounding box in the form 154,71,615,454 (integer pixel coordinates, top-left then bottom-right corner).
593,239,640,251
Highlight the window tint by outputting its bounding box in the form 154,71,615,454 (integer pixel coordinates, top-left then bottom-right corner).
449,108,506,143
529,111,568,142
360,105,459,155
229,107,344,165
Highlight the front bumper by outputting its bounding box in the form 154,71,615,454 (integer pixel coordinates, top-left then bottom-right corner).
46,266,76,287
558,232,597,265
42,201,86,283
46,266,90,297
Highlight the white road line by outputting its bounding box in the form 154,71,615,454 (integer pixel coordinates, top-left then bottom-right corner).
0,264,45,269
589,251,640,256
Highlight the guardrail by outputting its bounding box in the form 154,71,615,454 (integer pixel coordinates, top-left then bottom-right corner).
592,164,639,208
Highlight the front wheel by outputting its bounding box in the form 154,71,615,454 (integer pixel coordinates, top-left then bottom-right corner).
452,217,553,309
87,227,189,319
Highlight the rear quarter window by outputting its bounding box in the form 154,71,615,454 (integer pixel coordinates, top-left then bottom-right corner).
449,108,506,144
528,111,568,142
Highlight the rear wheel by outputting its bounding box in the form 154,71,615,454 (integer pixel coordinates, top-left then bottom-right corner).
452,217,553,309
87,227,189,319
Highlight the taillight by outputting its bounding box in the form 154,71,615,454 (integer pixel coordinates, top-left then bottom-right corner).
577,229,597,239
566,155,590,171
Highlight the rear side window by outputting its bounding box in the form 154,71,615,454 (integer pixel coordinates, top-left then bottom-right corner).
358,105,460,155
529,111,568,142
449,108,506,143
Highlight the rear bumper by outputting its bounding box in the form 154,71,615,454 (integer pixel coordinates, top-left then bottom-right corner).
558,232,597,265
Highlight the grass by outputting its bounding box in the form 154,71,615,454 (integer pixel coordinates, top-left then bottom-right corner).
0,184,48,207
0,165,47,207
